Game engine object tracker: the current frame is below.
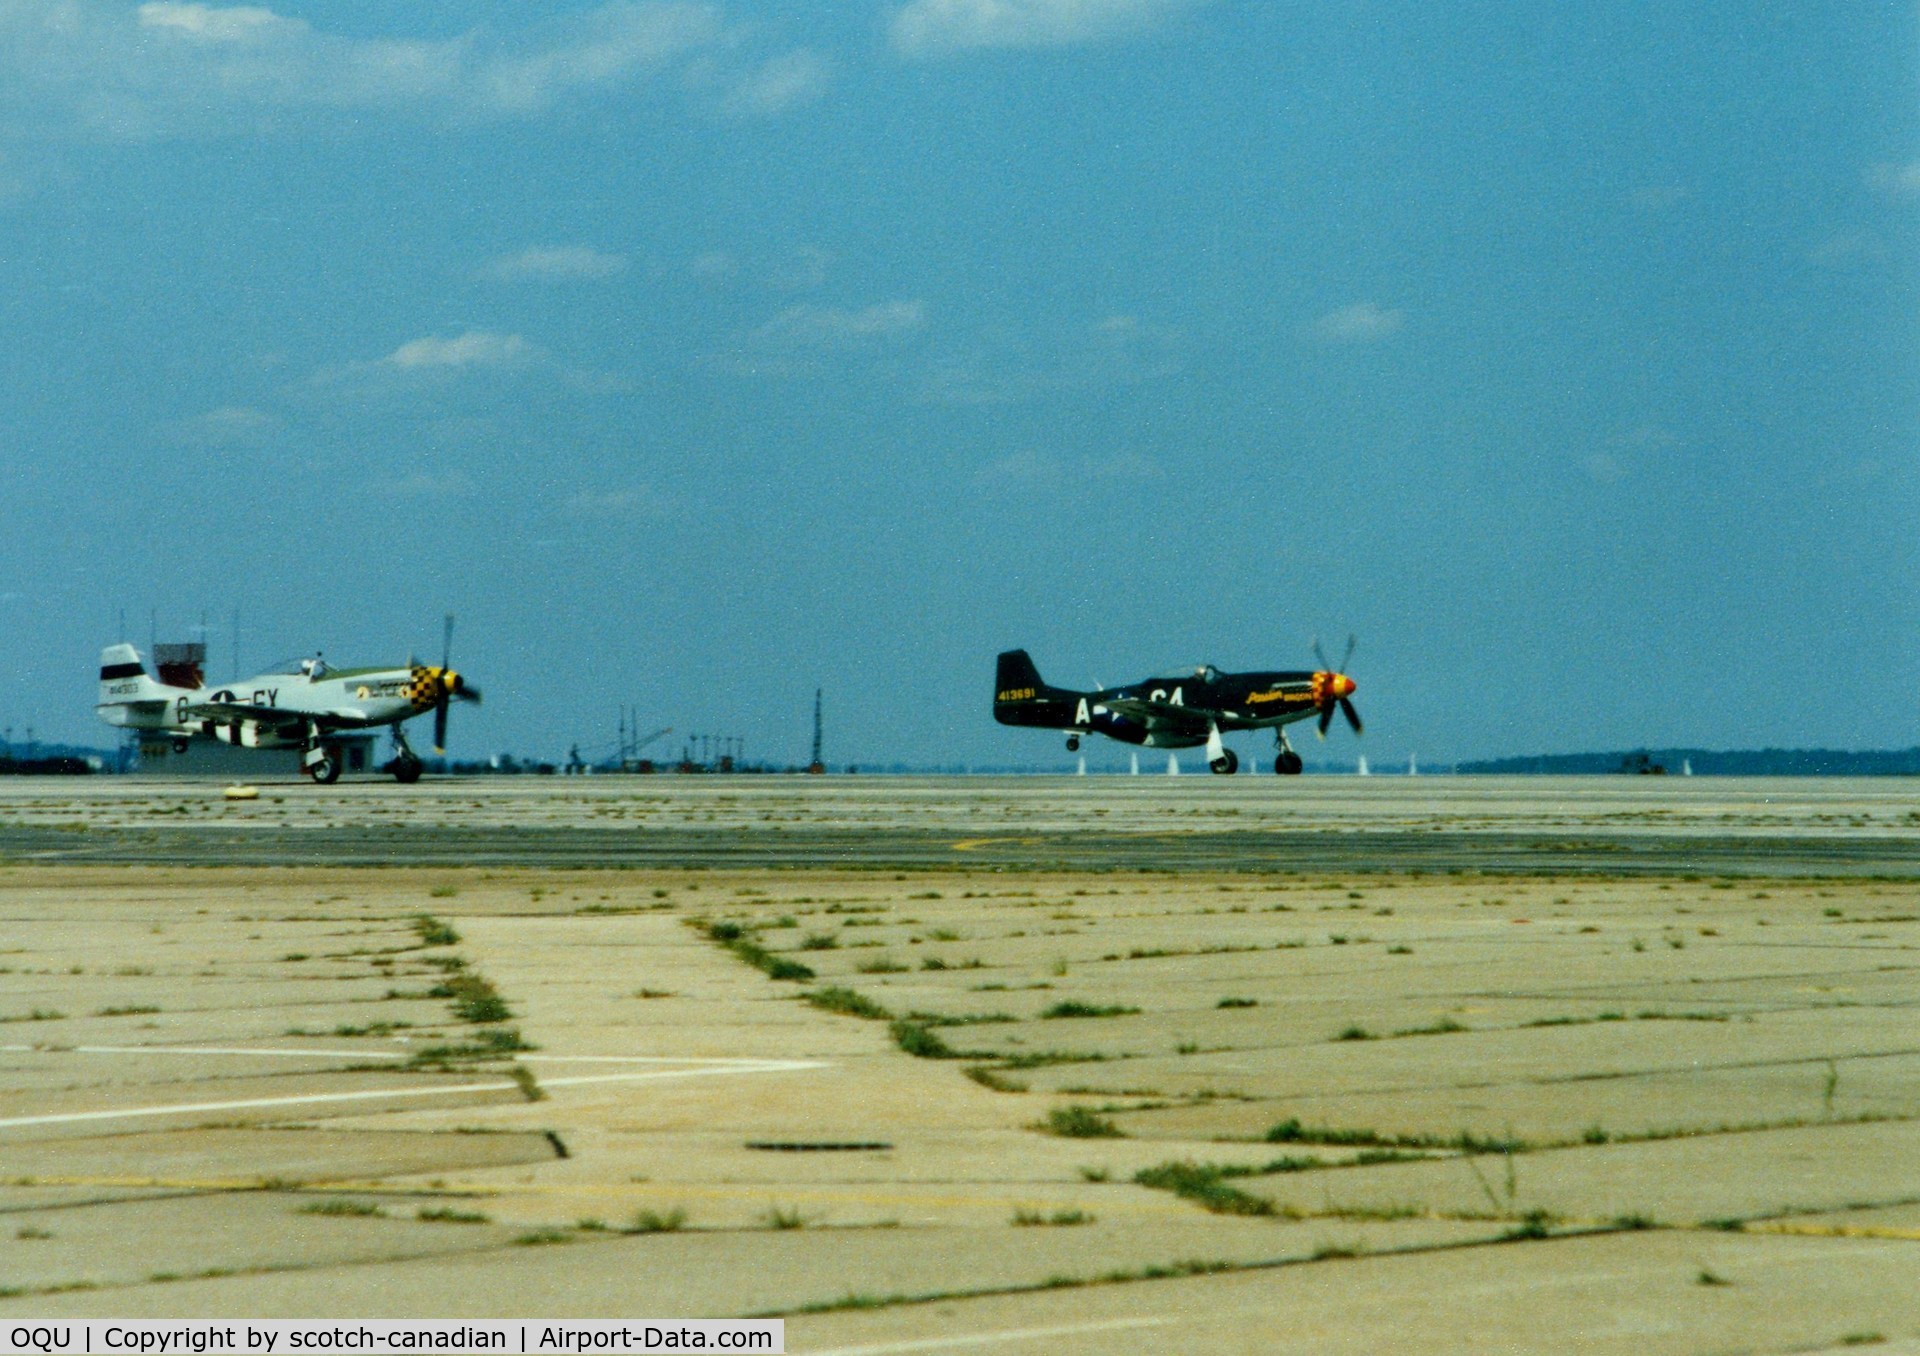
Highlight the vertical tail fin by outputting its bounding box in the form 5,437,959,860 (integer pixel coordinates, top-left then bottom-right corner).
996,649,1045,697
993,649,1082,729
96,644,173,729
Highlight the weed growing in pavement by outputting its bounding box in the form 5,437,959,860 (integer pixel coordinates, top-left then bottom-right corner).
628,1208,688,1233
807,987,891,1020
963,1066,1027,1093
1039,1106,1124,1139
889,1020,956,1059
414,916,459,946
512,1228,573,1246
1012,1209,1094,1226
297,1199,386,1217
1133,1162,1276,1217
1041,1001,1139,1019
416,1207,490,1224
1394,1018,1467,1037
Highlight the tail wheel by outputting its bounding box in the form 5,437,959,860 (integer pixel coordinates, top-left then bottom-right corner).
308,754,341,785
1209,750,1239,775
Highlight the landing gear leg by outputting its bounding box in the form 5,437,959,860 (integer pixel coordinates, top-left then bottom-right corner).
1273,730,1303,776
390,727,424,784
1207,724,1238,775
302,725,342,785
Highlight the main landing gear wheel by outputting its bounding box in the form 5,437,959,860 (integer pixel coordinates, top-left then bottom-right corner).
1274,751,1304,775
392,756,424,784
1209,750,1239,775
308,755,341,785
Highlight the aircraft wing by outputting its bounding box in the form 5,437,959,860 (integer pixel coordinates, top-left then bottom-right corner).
1097,697,1217,736
183,700,366,727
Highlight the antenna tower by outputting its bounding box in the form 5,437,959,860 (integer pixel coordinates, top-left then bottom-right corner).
807,688,824,774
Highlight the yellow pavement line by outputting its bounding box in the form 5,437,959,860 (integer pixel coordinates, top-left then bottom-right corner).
1744,1221,1920,1242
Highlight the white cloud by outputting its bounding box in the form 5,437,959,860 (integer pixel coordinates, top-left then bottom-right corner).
138,3,279,42
0,1,808,137
484,245,629,282
755,299,926,346
1867,160,1920,198
1582,452,1626,484
169,404,279,447
920,313,1179,405
720,49,831,118
1312,301,1404,344
385,330,535,370
890,0,1200,57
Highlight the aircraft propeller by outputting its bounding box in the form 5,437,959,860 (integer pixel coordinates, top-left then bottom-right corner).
1311,634,1363,739
430,613,481,753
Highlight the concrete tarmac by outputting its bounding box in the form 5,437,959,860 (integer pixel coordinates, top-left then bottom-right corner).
1,775,1917,1351
0,775,1916,874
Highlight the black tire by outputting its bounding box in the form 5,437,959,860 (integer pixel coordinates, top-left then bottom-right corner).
308,755,341,785
1274,751,1303,775
1210,750,1238,775
393,757,423,784
1066,735,1081,752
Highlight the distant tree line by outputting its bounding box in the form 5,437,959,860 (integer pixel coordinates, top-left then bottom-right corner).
1457,748,1920,776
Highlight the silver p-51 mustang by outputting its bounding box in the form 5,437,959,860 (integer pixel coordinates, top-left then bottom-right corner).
95,622,480,784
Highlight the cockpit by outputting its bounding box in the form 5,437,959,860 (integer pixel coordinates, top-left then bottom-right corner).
262,655,329,679
1151,665,1220,684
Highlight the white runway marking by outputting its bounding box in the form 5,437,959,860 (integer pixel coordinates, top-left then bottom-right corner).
806,1316,1170,1355
0,1057,824,1129
2,1043,823,1067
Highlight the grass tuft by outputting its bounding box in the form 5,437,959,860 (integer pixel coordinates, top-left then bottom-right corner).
1039,1106,1124,1139
1041,1001,1140,1020
629,1208,688,1234
807,987,891,1020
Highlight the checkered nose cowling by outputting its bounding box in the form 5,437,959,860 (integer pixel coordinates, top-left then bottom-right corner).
406,666,454,712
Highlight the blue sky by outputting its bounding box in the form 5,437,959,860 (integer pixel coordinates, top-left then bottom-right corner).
2,0,1915,767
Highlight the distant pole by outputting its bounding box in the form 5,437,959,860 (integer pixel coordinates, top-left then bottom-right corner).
807,689,825,774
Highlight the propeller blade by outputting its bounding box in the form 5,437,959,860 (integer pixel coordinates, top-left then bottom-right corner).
1312,636,1331,672
1317,703,1334,739
441,614,455,672
1340,698,1363,735
1340,634,1357,672
455,683,482,705
433,699,449,753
